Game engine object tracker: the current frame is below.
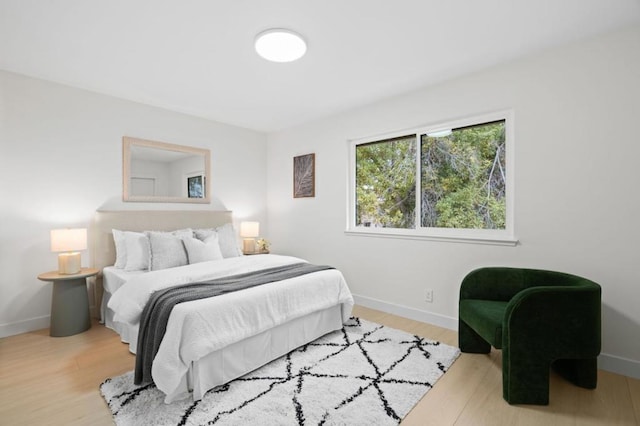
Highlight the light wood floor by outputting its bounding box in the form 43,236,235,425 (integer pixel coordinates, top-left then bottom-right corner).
1,305,638,425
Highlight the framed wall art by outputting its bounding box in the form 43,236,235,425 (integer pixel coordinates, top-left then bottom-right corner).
293,153,315,198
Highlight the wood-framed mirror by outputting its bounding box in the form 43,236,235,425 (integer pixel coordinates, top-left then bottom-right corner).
123,136,211,203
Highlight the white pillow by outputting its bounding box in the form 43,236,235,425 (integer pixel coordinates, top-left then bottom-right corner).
112,229,127,269
193,228,215,241
123,231,151,271
216,223,242,258
183,234,223,264
147,229,193,271
194,223,242,258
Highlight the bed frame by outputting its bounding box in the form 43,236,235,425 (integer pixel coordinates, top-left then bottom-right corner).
89,209,346,402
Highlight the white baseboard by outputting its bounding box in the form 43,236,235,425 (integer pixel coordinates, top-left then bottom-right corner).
352,294,458,331
0,315,50,338
598,353,640,379
0,304,99,339
352,293,640,380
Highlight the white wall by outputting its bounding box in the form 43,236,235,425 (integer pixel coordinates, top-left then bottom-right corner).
266,26,640,377
0,70,267,336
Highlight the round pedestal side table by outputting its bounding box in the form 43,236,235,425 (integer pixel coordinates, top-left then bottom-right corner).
37,268,99,337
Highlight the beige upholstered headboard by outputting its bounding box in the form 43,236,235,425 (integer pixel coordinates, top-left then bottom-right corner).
88,210,233,317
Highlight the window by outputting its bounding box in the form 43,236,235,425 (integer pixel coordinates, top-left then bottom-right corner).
356,135,416,229
348,111,515,245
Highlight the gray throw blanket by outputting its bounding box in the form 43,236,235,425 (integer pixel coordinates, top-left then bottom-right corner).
134,262,335,385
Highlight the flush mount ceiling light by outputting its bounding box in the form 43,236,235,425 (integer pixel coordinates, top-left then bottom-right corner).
255,29,307,63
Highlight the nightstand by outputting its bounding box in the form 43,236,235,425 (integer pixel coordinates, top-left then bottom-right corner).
243,250,270,256
37,267,99,337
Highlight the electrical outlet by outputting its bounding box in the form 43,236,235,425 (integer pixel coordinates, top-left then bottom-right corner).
425,289,433,303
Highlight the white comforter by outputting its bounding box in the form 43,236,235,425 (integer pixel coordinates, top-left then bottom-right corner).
108,254,354,401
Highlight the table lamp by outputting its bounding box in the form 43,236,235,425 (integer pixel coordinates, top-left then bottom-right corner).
50,228,87,274
240,221,259,254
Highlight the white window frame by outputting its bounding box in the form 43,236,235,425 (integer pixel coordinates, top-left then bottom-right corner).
346,110,517,246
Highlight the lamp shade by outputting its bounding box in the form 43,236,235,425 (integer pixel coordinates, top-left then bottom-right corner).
240,222,260,238
50,228,87,253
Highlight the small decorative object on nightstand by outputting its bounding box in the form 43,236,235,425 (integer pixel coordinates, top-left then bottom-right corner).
37,268,98,337
256,238,270,253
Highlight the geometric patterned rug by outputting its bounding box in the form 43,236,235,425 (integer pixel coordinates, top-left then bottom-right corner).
100,317,460,425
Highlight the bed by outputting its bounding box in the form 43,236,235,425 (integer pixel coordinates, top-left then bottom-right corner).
90,210,354,403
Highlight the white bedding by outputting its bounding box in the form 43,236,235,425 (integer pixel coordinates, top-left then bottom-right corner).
101,267,145,337
107,254,354,402
103,266,145,294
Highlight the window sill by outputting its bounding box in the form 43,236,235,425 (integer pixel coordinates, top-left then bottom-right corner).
344,229,518,246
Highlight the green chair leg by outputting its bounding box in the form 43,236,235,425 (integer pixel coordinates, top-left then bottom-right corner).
553,358,598,389
503,356,551,405
459,320,491,354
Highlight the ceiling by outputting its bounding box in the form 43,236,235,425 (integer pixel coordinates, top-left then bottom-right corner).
1,1,639,133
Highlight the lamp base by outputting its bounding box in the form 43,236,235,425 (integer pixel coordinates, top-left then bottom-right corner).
58,252,81,274
243,238,255,254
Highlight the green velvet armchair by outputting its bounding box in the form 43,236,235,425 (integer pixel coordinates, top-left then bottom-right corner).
458,267,601,405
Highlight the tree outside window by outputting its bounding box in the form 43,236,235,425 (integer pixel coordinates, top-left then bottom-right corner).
356,135,416,229
420,120,505,229
353,117,509,238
